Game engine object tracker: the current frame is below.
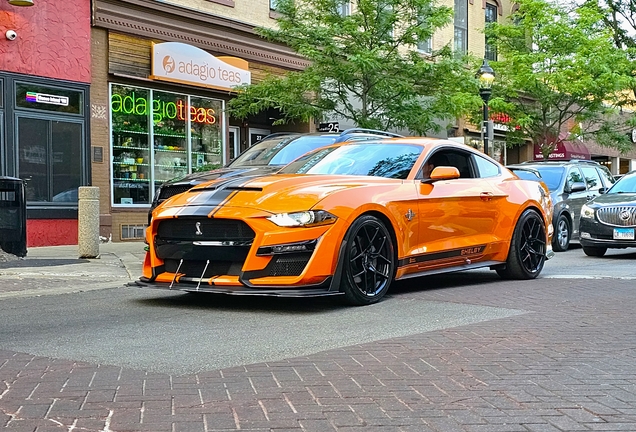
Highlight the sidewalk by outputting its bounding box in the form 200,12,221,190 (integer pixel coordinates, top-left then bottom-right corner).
0,242,145,299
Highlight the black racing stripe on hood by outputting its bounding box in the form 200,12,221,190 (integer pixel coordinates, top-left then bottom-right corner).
173,206,216,218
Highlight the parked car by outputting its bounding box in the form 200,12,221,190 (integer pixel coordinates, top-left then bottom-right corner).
579,170,636,257
506,160,615,252
148,128,402,223
133,138,554,305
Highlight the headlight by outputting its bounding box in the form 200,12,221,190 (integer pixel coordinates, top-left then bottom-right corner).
581,204,595,219
267,210,337,227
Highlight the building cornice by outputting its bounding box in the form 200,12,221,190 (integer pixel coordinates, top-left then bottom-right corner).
93,0,309,71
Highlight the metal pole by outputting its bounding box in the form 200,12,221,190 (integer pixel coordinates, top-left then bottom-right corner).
480,87,491,157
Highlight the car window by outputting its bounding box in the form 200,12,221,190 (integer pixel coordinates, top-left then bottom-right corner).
566,167,585,190
230,135,337,167
580,166,602,191
280,143,423,179
607,174,636,193
417,150,474,179
531,166,564,191
473,155,500,178
596,165,615,188
510,169,541,181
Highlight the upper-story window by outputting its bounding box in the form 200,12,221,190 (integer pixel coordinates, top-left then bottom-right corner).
485,3,498,61
417,14,432,54
270,0,278,11
454,0,468,54
338,1,350,16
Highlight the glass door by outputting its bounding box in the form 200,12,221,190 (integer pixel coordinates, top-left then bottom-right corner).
229,126,240,161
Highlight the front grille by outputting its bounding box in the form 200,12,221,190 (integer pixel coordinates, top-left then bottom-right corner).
157,218,255,242
164,259,241,278
159,185,192,201
597,206,636,227
268,253,312,276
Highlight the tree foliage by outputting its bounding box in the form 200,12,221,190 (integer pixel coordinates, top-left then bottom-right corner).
483,0,636,157
227,0,481,134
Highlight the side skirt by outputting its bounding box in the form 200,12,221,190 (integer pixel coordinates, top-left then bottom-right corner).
396,260,503,281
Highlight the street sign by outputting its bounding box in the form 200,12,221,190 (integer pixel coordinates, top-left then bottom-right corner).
318,122,340,133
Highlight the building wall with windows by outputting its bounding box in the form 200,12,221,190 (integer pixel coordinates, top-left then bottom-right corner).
158,0,277,28
0,0,91,247
91,0,309,242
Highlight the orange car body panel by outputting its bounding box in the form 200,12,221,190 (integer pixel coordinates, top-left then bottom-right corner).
141,138,552,293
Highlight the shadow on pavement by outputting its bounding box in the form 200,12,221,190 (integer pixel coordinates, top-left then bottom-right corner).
0,258,90,269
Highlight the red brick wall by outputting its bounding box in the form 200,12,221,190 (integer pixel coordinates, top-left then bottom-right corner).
0,0,91,83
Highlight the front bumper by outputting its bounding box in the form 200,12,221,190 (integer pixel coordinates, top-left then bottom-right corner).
129,277,342,297
579,218,636,249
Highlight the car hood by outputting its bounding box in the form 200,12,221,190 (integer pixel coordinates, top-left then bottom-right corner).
591,193,636,206
162,165,282,186
160,174,400,213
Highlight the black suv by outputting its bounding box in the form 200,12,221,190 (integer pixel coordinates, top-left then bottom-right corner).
507,160,615,251
149,128,401,222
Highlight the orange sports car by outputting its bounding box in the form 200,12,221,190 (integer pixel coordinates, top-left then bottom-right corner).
134,138,554,305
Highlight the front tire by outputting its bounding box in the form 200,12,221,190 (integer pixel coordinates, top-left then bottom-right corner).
340,215,395,306
582,246,607,257
552,214,571,252
497,209,547,280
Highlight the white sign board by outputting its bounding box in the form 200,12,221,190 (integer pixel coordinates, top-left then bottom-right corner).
151,42,251,92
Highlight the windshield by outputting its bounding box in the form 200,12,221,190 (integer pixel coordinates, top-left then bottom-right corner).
229,135,338,167
530,166,565,191
279,143,423,179
607,174,636,193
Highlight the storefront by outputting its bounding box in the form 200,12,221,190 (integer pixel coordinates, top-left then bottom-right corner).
92,0,309,241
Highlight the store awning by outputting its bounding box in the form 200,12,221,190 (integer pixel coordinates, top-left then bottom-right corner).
533,141,591,161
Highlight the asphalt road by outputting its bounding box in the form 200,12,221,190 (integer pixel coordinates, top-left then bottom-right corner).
0,244,634,376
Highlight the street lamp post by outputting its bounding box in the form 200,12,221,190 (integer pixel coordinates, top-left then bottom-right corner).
476,59,495,156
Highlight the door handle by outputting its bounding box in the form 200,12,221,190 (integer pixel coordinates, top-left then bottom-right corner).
480,192,494,201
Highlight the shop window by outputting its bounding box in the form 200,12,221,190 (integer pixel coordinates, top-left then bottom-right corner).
152,91,188,193
111,85,151,205
15,83,83,115
18,118,82,203
190,96,224,172
110,84,226,207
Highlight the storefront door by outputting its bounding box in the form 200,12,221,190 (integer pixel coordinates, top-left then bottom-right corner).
16,116,83,203
249,128,270,146
229,126,240,161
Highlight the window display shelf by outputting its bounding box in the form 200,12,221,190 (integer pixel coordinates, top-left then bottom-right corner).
114,129,148,135
155,132,187,138
114,178,150,182
114,162,148,166
156,164,187,168
155,148,186,153
113,145,148,151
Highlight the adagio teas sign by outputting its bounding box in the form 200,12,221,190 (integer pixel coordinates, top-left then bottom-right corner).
150,42,251,91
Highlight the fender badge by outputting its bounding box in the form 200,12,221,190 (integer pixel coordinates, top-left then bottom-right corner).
405,209,415,221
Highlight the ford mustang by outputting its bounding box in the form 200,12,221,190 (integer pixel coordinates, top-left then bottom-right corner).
134,138,554,305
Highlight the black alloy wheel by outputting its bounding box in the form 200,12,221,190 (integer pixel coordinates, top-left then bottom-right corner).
340,215,395,305
552,214,571,252
582,246,607,257
497,209,547,279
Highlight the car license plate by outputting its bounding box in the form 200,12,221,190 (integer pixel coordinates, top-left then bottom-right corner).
613,228,635,240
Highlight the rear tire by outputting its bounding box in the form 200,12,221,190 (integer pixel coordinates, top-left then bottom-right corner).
582,246,607,257
340,215,395,306
552,214,571,252
497,209,547,280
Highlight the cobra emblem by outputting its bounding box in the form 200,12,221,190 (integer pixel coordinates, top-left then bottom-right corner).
620,210,631,221
195,221,203,236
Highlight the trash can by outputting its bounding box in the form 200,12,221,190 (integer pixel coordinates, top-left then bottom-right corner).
0,176,27,258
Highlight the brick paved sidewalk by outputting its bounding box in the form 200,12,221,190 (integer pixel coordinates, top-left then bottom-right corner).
1,276,635,432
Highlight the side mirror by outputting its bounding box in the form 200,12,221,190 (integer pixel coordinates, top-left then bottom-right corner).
422,166,460,184
568,181,587,193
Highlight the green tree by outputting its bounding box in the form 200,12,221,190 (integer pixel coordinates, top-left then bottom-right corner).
227,0,481,135
483,0,636,158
